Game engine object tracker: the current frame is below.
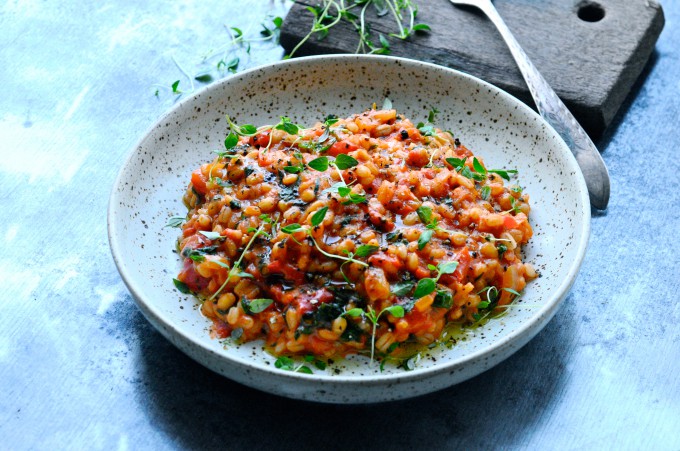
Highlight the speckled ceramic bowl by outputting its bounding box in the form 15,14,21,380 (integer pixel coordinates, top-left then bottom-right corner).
108,55,590,403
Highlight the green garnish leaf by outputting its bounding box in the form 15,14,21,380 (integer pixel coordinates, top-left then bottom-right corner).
384,305,405,318
199,231,223,240
392,281,415,296
489,169,518,180
224,132,239,149
283,165,303,173
173,278,191,294
341,192,367,205
337,185,351,197
343,308,364,317
504,288,522,296
413,24,431,32
428,107,439,124
480,185,491,200
194,73,213,83
416,206,432,225
274,356,294,370
418,229,433,250
242,298,273,314
171,80,181,93
311,207,328,227
478,301,490,309
472,157,486,175
275,116,300,135
297,365,314,374
281,223,305,234
438,261,459,275
433,289,453,308
240,124,257,135
308,156,329,171
382,97,393,110
334,153,359,170
165,216,185,228
413,278,436,298
354,244,379,258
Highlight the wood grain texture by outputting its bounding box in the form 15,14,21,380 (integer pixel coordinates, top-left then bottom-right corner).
280,0,665,139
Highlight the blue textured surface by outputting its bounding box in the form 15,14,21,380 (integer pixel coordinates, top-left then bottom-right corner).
0,1,678,449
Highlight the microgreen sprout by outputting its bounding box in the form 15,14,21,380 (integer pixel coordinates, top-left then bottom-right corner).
165,216,185,228
207,216,276,301
287,0,430,58
412,261,459,299
308,154,366,205
415,206,455,250
343,304,405,364
274,355,326,374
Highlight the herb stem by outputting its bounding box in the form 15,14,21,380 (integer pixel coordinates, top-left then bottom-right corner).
171,55,195,93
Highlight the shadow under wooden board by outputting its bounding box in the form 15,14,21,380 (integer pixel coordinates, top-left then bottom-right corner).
280,0,664,140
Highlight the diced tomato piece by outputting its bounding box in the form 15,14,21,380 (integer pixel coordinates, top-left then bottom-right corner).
368,253,404,272
177,258,210,292
327,140,359,156
266,260,306,285
190,169,208,195
293,288,334,315
250,131,270,148
503,215,520,229
440,247,471,284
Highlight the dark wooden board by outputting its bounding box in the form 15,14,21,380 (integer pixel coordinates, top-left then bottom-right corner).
280,0,664,140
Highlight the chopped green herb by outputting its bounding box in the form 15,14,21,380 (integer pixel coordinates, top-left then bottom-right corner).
165,216,185,228
173,278,190,294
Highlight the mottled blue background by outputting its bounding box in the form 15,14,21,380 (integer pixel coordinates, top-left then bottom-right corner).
0,1,678,449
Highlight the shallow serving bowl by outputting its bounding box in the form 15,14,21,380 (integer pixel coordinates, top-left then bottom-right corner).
108,55,590,403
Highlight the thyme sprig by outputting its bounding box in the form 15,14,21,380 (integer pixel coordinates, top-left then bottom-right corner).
344,304,405,364
415,205,455,250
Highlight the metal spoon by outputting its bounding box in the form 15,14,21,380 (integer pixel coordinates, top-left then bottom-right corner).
449,0,610,210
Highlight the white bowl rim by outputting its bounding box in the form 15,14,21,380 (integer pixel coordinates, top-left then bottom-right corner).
108,54,591,386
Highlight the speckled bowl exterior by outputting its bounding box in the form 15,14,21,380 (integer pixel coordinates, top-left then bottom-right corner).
108,55,590,404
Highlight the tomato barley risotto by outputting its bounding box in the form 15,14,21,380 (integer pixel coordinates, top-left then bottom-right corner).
172,105,537,367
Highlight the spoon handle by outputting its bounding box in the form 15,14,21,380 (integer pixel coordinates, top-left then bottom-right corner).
461,0,610,209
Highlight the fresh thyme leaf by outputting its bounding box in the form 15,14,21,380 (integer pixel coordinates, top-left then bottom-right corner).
165,216,185,228
433,289,453,308
194,73,213,83
311,206,328,227
489,169,518,181
438,261,459,275
242,298,273,314
428,107,440,124
416,206,432,224
392,281,415,296
504,288,522,297
446,157,466,168
173,278,190,294
171,80,181,93
297,365,314,374
224,132,238,149
385,305,405,318
283,165,303,173
497,243,507,259
413,24,431,32
308,156,329,171
281,223,304,234
382,97,393,110
337,185,351,197
199,231,222,240
480,185,491,200
239,124,257,135
418,229,433,250
273,16,283,28
275,116,300,135
341,192,367,205
274,356,294,370
418,124,435,136
472,157,486,175
334,154,359,170
354,244,379,258
343,308,364,318
414,278,436,298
